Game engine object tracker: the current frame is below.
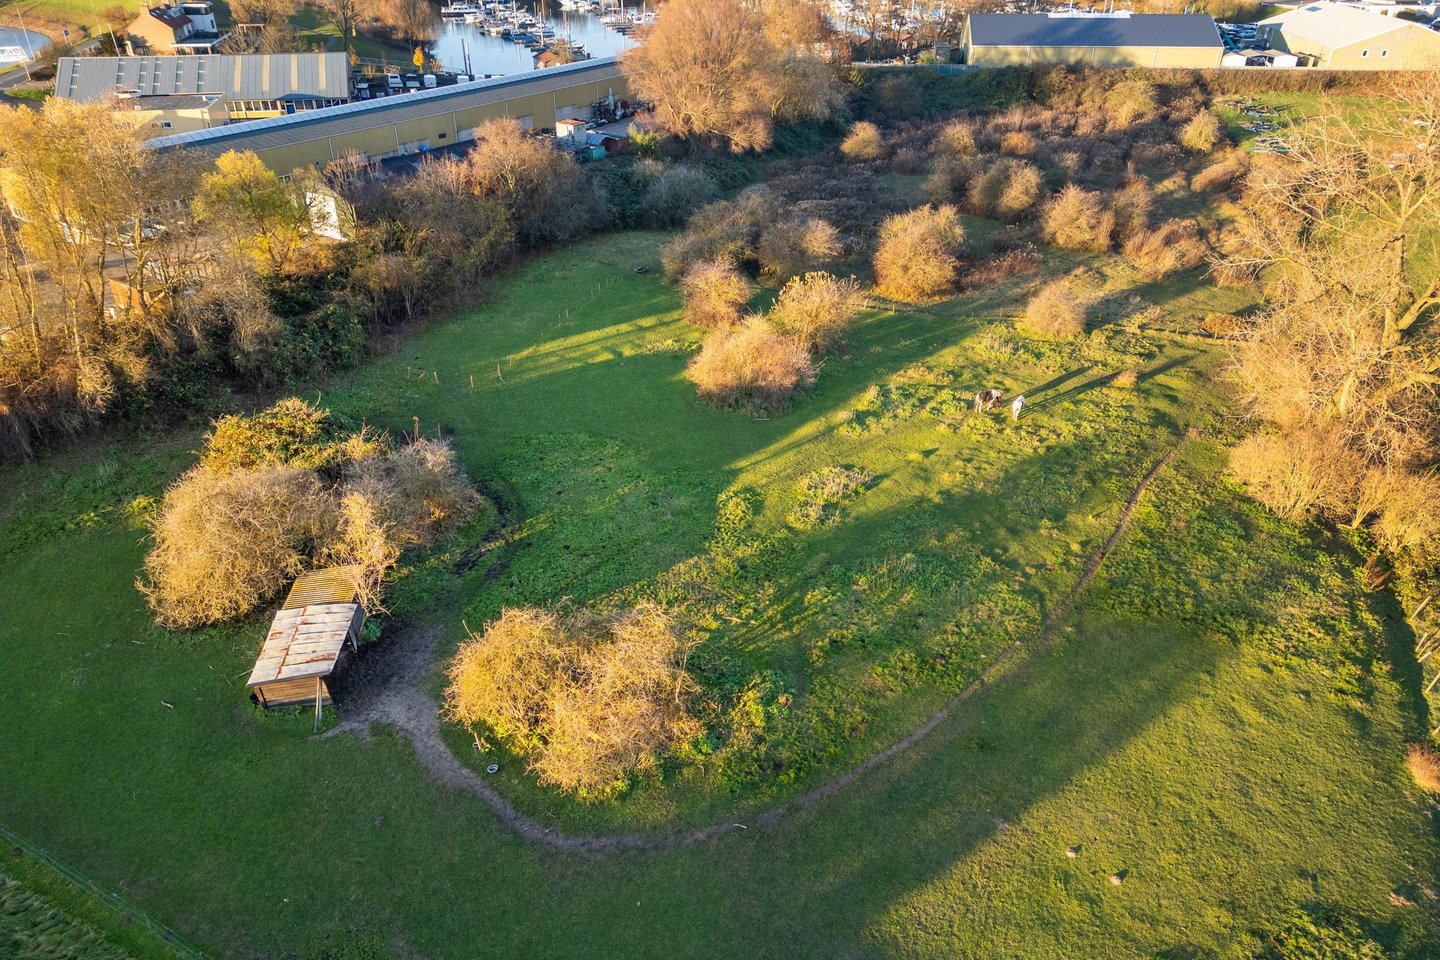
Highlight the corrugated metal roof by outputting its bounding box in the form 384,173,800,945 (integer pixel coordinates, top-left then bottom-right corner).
144,57,623,156
246,601,362,686
969,13,1222,48
121,92,222,110
1257,1,1423,47
55,53,350,103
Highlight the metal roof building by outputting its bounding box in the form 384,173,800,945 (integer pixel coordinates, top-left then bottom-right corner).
55,54,351,119
1257,1,1440,68
963,13,1224,67
146,57,630,173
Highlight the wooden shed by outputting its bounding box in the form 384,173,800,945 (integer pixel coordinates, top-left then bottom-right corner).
247,567,365,711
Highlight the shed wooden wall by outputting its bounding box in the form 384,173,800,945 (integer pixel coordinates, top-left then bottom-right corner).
253,676,332,709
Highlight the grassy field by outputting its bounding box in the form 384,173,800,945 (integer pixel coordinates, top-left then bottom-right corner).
0,219,1436,958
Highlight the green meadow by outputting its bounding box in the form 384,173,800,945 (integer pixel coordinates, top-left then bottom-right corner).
1,225,1435,957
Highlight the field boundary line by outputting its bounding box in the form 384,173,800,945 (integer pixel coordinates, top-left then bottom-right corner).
0,821,210,959
341,438,1186,852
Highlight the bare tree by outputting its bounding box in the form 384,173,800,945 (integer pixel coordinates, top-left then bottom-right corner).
621,0,840,153
1226,66,1440,556
316,0,364,52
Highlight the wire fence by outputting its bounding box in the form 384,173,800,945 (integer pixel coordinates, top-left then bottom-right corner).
0,821,211,960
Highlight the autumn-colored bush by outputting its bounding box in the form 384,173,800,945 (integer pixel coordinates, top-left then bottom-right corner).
840,121,885,161
873,204,965,301
891,146,928,175
1407,744,1440,793
1105,79,1158,129
1000,131,1037,156
142,400,480,625
967,158,1043,221
1041,185,1114,253
339,438,480,548
1192,150,1250,193
964,248,1042,290
140,466,333,628
757,216,842,283
1179,109,1225,153
1200,312,1245,337
1369,469,1440,557
1122,219,1208,280
1229,425,1361,522
1111,368,1138,388
201,397,381,475
922,154,980,204
769,272,866,352
1109,183,1152,242
659,187,773,279
680,259,754,327
444,603,700,798
931,120,975,156
1021,279,1089,338
687,316,816,408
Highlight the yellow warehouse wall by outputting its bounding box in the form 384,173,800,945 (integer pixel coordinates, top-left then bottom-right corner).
219,73,631,173
967,44,1221,68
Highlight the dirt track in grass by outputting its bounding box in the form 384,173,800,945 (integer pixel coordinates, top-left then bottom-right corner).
324,438,1187,853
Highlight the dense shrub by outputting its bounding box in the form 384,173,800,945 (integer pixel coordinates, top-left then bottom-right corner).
1407,744,1440,793
660,187,773,279
874,75,923,119
681,259,754,327
1041,185,1114,253
769,272,866,352
891,147,928,175
1105,79,1158,128
140,466,333,628
1122,219,1208,279
201,397,380,475
1229,426,1360,522
873,205,965,301
1021,278,1089,337
1368,469,1440,557
1179,109,1225,153
964,249,1042,290
141,400,479,626
444,603,700,798
1192,150,1250,192
932,120,976,156
923,154,980,204
642,163,718,227
999,131,1037,156
967,158,1044,221
1108,183,1153,242
687,317,816,408
757,216,842,283
840,121,886,161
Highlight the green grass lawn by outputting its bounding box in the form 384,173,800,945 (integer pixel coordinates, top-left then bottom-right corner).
0,229,1435,958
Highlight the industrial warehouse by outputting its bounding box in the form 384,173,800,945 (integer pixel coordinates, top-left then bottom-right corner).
144,57,628,170
961,12,1226,68
55,53,353,122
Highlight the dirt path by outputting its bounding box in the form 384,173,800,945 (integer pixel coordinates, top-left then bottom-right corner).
324,440,1186,853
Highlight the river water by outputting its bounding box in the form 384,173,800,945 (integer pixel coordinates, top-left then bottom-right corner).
426,2,643,78
0,27,49,64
